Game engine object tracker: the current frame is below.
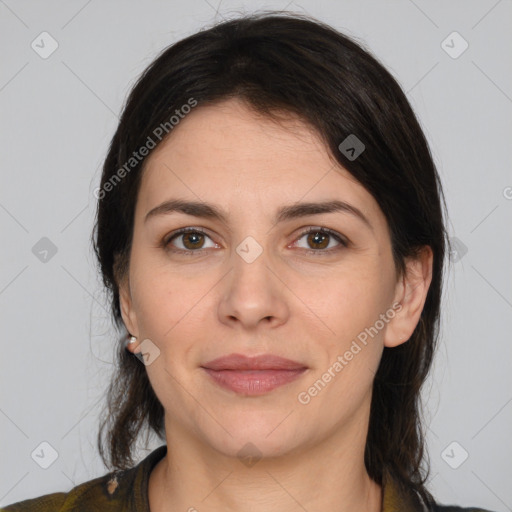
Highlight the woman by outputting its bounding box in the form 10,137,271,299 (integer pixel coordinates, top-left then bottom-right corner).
2,11,496,512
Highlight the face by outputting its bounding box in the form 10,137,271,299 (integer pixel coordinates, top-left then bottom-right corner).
119,97,431,461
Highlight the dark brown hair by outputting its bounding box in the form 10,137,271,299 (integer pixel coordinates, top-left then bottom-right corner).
92,11,449,507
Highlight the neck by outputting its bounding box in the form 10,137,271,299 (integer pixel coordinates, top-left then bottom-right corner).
148,411,382,512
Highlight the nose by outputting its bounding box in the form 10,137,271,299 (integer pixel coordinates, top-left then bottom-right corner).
217,244,290,331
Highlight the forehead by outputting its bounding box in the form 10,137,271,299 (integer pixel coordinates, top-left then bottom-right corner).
137,98,385,231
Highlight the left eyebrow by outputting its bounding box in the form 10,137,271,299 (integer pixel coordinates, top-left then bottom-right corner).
144,199,373,230
275,200,372,230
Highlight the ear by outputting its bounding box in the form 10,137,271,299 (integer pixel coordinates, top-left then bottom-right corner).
384,246,433,348
116,255,140,354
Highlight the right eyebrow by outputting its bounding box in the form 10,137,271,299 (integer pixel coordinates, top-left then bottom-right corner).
145,199,229,225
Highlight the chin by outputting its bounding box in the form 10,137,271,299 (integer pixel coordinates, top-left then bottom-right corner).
201,416,303,460
211,433,298,462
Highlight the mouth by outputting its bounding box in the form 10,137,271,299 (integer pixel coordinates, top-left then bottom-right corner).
201,353,308,396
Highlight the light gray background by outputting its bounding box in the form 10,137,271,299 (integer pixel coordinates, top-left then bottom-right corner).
1,0,511,510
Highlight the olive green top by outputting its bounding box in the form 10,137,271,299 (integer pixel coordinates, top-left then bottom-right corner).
0,445,495,512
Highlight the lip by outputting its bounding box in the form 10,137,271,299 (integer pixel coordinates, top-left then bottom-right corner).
201,353,308,396
202,353,307,371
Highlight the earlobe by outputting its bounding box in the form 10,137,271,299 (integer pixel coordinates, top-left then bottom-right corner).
384,246,433,348
125,334,141,354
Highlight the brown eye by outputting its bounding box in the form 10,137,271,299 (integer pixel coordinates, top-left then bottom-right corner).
294,227,348,254
181,231,205,250
306,231,330,250
164,228,216,253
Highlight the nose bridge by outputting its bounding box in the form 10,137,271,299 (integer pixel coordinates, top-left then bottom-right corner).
217,232,288,328
231,233,273,303
235,234,266,266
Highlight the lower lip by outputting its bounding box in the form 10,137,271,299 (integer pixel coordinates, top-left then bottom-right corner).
202,368,307,395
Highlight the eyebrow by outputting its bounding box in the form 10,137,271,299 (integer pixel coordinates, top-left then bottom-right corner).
144,198,372,230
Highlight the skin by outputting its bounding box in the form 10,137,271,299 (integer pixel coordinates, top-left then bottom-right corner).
119,97,433,512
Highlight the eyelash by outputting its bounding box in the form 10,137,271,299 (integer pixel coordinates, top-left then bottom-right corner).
161,226,349,256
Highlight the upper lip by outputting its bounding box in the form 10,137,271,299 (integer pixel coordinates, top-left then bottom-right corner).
201,353,307,371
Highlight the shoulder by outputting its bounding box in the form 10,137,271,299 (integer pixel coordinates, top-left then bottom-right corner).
0,492,68,511
0,471,126,512
382,471,496,512
0,445,167,512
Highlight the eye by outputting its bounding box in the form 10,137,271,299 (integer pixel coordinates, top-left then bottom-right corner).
162,226,348,256
293,227,348,255
163,228,217,253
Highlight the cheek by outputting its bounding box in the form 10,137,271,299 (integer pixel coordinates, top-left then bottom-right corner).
134,279,192,338
129,249,186,336
299,270,388,410
130,257,221,358
300,258,395,368
319,267,387,328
